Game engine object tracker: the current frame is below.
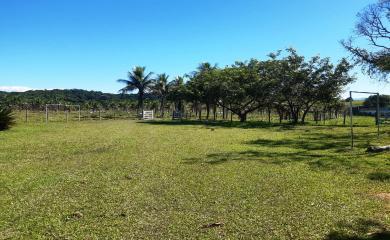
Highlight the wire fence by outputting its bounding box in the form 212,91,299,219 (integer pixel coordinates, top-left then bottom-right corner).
9,103,389,151
13,109,141,123
12,104,388,126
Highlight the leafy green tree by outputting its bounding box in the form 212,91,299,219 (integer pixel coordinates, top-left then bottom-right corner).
276,49,354,123
190,63,219,119
363,94,390,108
342,0,390,81
168,76,187,113
153,73,170,117
117,66,154,117
186,75,204,119
217,60,274,122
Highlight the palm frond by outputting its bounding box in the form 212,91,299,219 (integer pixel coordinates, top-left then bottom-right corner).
144,71,155,81
117,79,131,85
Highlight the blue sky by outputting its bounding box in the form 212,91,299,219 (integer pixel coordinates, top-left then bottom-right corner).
0,0,389,97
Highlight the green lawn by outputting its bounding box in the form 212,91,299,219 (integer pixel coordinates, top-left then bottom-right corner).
0,119,389,239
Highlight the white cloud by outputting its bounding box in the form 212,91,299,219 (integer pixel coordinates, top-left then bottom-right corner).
0,86,34,92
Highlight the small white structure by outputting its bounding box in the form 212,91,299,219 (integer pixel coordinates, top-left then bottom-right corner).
143,110,154,120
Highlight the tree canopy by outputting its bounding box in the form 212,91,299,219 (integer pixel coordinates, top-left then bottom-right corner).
363,94,390,108
117,66,155,115
342,0,390,81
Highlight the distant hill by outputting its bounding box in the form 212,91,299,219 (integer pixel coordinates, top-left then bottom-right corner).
0,89,156,107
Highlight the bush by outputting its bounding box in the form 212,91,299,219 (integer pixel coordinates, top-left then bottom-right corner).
0,108,15,131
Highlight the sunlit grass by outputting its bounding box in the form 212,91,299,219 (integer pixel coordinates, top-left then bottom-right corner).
0,119,389,239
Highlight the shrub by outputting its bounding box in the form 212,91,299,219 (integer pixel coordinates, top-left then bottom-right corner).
0,108,15,131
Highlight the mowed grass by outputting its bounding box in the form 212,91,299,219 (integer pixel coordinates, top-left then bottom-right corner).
0,119,389,239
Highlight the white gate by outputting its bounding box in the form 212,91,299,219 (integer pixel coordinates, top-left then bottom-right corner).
143,110,154,120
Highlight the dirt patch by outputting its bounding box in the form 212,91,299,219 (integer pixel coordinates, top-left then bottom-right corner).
201,222,224,229
375,193,390,201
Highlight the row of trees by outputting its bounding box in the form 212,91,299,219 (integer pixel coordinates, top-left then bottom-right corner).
118,49,354,123
363,94,390,108
0,89,154,111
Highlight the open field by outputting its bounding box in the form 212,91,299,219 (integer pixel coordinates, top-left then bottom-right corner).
0,119,389,239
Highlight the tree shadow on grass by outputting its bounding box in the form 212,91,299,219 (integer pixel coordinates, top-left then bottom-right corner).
247,138,352,153
326,219,390,240
138,119,376,130
367,172,390,182
139,120,384,151
245,132,389,173
183,131,389,176
183,150,372,172
138,119,302,130
141,120,388,178
184,150,323,167
246,128,387,154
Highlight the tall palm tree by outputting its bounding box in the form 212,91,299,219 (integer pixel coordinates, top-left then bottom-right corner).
168,76,186,112
153,73,169,118
117,66,154,118
197,62,216,72
195,62,218,119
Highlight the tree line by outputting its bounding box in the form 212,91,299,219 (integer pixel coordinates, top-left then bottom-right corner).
0,89,155,111
118,49,354,123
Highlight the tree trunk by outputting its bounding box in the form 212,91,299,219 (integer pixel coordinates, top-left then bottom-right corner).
288,104,299,124
267,107,271,123
343,110,346,125
277,109,283,123
301,109,310,123
291,111,299,124
194,102,198,117
238,112,247,122
323,111,326,125
160,98,165,118
206,103,210,120
176,101,182,112
138,92,144,119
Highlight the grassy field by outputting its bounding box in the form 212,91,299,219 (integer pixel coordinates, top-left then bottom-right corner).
0,119,389,239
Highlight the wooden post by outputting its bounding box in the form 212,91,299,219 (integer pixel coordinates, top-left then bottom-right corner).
45,105,48,124
376,93,380,137
349,91,354,149
268,108,271,123
25,106,28,123
343,110,346,125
